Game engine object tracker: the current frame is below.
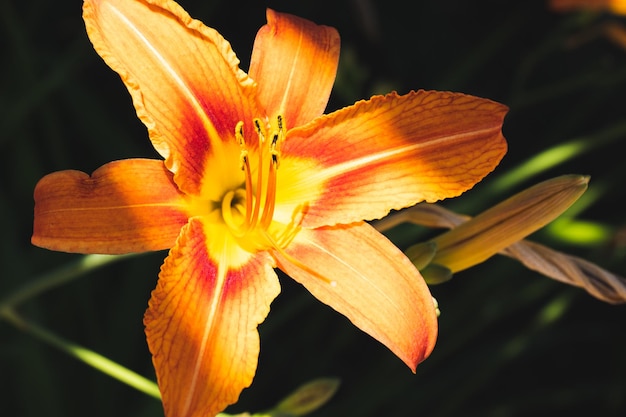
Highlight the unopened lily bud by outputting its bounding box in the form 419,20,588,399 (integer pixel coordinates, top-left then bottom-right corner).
429,175,589,273
421,264,454,285
405,241,437,270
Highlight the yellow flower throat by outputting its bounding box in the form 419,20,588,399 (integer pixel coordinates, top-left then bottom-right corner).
208,115,334,285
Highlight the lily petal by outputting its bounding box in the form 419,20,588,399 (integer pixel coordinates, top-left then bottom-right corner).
145,218,280,417
278,90,508,227
32,159,189,254
83,0,259,195
249,9,340,129
274,222,437,371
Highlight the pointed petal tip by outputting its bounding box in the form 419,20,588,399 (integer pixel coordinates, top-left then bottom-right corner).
406,315,438,373
275,223,438,374
250,5,339,128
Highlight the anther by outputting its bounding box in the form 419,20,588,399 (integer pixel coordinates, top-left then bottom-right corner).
235,121,249,171
240,154,249,171
253,118,265,143
270,133,280,168
236,121,245,144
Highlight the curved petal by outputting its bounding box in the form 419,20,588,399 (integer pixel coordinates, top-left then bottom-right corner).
83,0,259,195
32,159,189,254
277,90,508,227
145,218,280,417
274,222,437,371
249,9,340,129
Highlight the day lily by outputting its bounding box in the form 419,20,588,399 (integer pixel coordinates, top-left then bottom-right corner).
32,0,507,416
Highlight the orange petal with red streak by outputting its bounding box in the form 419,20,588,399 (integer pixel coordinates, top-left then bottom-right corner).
277,90,508,227
274,222,437,371
145,218,280,417
83,0,259,195
32,159,189,254
249,9,340,129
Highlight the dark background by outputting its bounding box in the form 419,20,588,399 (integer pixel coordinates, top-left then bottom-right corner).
2,0,626,416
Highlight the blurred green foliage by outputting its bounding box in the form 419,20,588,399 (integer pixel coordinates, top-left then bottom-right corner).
2,0,626,416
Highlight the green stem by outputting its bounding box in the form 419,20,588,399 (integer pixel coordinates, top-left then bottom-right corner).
1,309,247,416
0,253,134,310
0,254,239,416
1,307,161,399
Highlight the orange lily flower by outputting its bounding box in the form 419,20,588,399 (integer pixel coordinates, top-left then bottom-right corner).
32,0,507,416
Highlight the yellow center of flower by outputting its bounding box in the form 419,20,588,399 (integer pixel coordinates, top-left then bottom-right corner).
210,115,293,255
198,116,332,284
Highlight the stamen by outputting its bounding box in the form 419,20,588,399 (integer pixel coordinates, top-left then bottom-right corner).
260,119,283,228
229,116,285,241
253,119,265,143
235,122,248,169
242,162,253,229
273,203,307,248
235,121,254,229
270,134,280,168
235,121,245,145
260,158,277,228
249,118,266,230
261,229,335,286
